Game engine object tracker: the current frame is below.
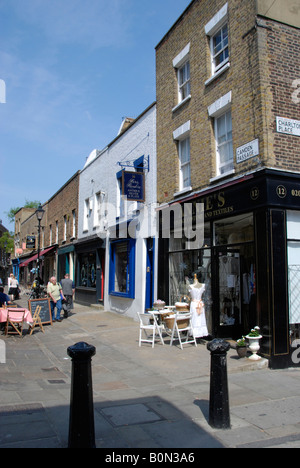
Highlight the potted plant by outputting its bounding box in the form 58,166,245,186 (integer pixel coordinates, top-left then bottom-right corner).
246,326,262,361
236,336,248,358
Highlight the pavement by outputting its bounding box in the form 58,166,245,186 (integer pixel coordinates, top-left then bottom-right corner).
0,293,300,449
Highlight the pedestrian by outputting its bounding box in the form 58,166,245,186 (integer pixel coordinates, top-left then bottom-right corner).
60,273,75,319
0,287,11,307
47,276,63,322
8,273,19,301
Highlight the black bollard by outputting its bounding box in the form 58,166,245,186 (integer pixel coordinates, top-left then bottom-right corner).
207,338,231,430
68,342,96,448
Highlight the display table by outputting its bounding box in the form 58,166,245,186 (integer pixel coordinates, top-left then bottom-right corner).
0,308,33,325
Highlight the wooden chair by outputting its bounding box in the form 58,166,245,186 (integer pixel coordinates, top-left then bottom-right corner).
5,309,26,337
28,306,45,336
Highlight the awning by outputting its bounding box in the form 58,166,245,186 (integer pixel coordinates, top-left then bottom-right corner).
19,246,56,268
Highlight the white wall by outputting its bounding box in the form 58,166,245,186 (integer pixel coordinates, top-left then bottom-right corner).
78,103,157,319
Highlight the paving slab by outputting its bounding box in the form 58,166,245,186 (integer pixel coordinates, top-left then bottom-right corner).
0,297,300,448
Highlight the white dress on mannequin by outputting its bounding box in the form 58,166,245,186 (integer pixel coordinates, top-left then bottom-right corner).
189,282,208,338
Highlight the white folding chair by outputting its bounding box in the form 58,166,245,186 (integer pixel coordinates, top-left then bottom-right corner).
170,312,197,350
137,312,164,348
5,309,26,337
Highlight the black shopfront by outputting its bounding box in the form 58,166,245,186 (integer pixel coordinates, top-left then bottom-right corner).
158,168,300,369
74,236,105,306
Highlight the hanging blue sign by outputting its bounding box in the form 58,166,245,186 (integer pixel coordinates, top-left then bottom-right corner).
122,171,145,202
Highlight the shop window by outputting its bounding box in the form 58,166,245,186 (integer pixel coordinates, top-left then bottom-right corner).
287,211,300,340
109,239,136,298
78,252,96,288
214,214,254,245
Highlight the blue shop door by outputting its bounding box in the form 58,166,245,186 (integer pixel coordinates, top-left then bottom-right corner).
145,238,155,311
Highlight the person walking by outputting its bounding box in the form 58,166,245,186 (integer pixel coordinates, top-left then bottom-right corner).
47,276,63,322
60,273,75,319
8,273,19,301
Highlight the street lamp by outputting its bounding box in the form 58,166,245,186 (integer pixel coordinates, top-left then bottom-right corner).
35,205,45,281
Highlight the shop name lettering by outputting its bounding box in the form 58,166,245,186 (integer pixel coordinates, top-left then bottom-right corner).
201,192,234,219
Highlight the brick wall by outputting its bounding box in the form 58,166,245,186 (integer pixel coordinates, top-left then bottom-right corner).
46,172,79,247
156,0,300,204
266,20,300,171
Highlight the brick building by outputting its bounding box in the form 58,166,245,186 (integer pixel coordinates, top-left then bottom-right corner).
156,0,300,368
14,171,79,286
45,171,80,282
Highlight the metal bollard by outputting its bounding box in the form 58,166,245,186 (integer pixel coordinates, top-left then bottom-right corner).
67,342,96,448
207,338,231,430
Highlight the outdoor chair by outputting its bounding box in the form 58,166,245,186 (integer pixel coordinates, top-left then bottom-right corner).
137,312,164,348
170,312,197,350
28,305,45,336
5,309,26,337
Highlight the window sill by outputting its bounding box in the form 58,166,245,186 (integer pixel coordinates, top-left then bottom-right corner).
174,186,193,198
205,62,230,87
109,291,135,300
172,95,191,113
210,169,235,184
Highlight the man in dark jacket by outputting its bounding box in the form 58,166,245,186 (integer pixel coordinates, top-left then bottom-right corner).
60,274,75,319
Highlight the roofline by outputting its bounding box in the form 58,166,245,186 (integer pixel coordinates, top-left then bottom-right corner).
155,0,196,50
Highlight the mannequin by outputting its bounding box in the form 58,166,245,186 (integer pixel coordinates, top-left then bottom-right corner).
189,274,208,338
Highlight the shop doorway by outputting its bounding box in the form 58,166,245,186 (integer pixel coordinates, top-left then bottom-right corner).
213,213,256,339
145,238,155,310
215,244,256,339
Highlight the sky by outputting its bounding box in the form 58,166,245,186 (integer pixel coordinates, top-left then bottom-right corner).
0,0,190,229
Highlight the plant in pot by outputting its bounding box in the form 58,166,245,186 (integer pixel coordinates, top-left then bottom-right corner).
246,326,262,361
236,336,248,358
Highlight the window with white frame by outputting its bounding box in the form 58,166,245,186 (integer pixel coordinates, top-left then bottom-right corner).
72,210,76,238
215,111,233,176
212,23,229,73
63,215,67,241
179,138,191,190
94,192,102,227
208,91,233,178
83,198,89,231
178,61,190,102
173,43,191,109
205,3,229,82
173,121,191,192
55,221,58,244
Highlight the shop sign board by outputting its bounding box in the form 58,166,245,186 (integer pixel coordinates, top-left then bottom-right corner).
122,171,145,202
236,139,259,164
26,236,36,249
276,117,300,137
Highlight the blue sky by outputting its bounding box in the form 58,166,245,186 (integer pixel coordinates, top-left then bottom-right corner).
0,0,190,228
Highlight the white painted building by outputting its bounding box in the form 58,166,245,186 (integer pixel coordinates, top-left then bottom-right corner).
76,103,157,319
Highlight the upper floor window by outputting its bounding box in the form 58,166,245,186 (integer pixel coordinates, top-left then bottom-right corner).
208,91,233,178
205,3,230,84
211,23,229,73
215,110,233,176
173,43,191,111
178,61,190,102
173,121,192,193
179,138,191,190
